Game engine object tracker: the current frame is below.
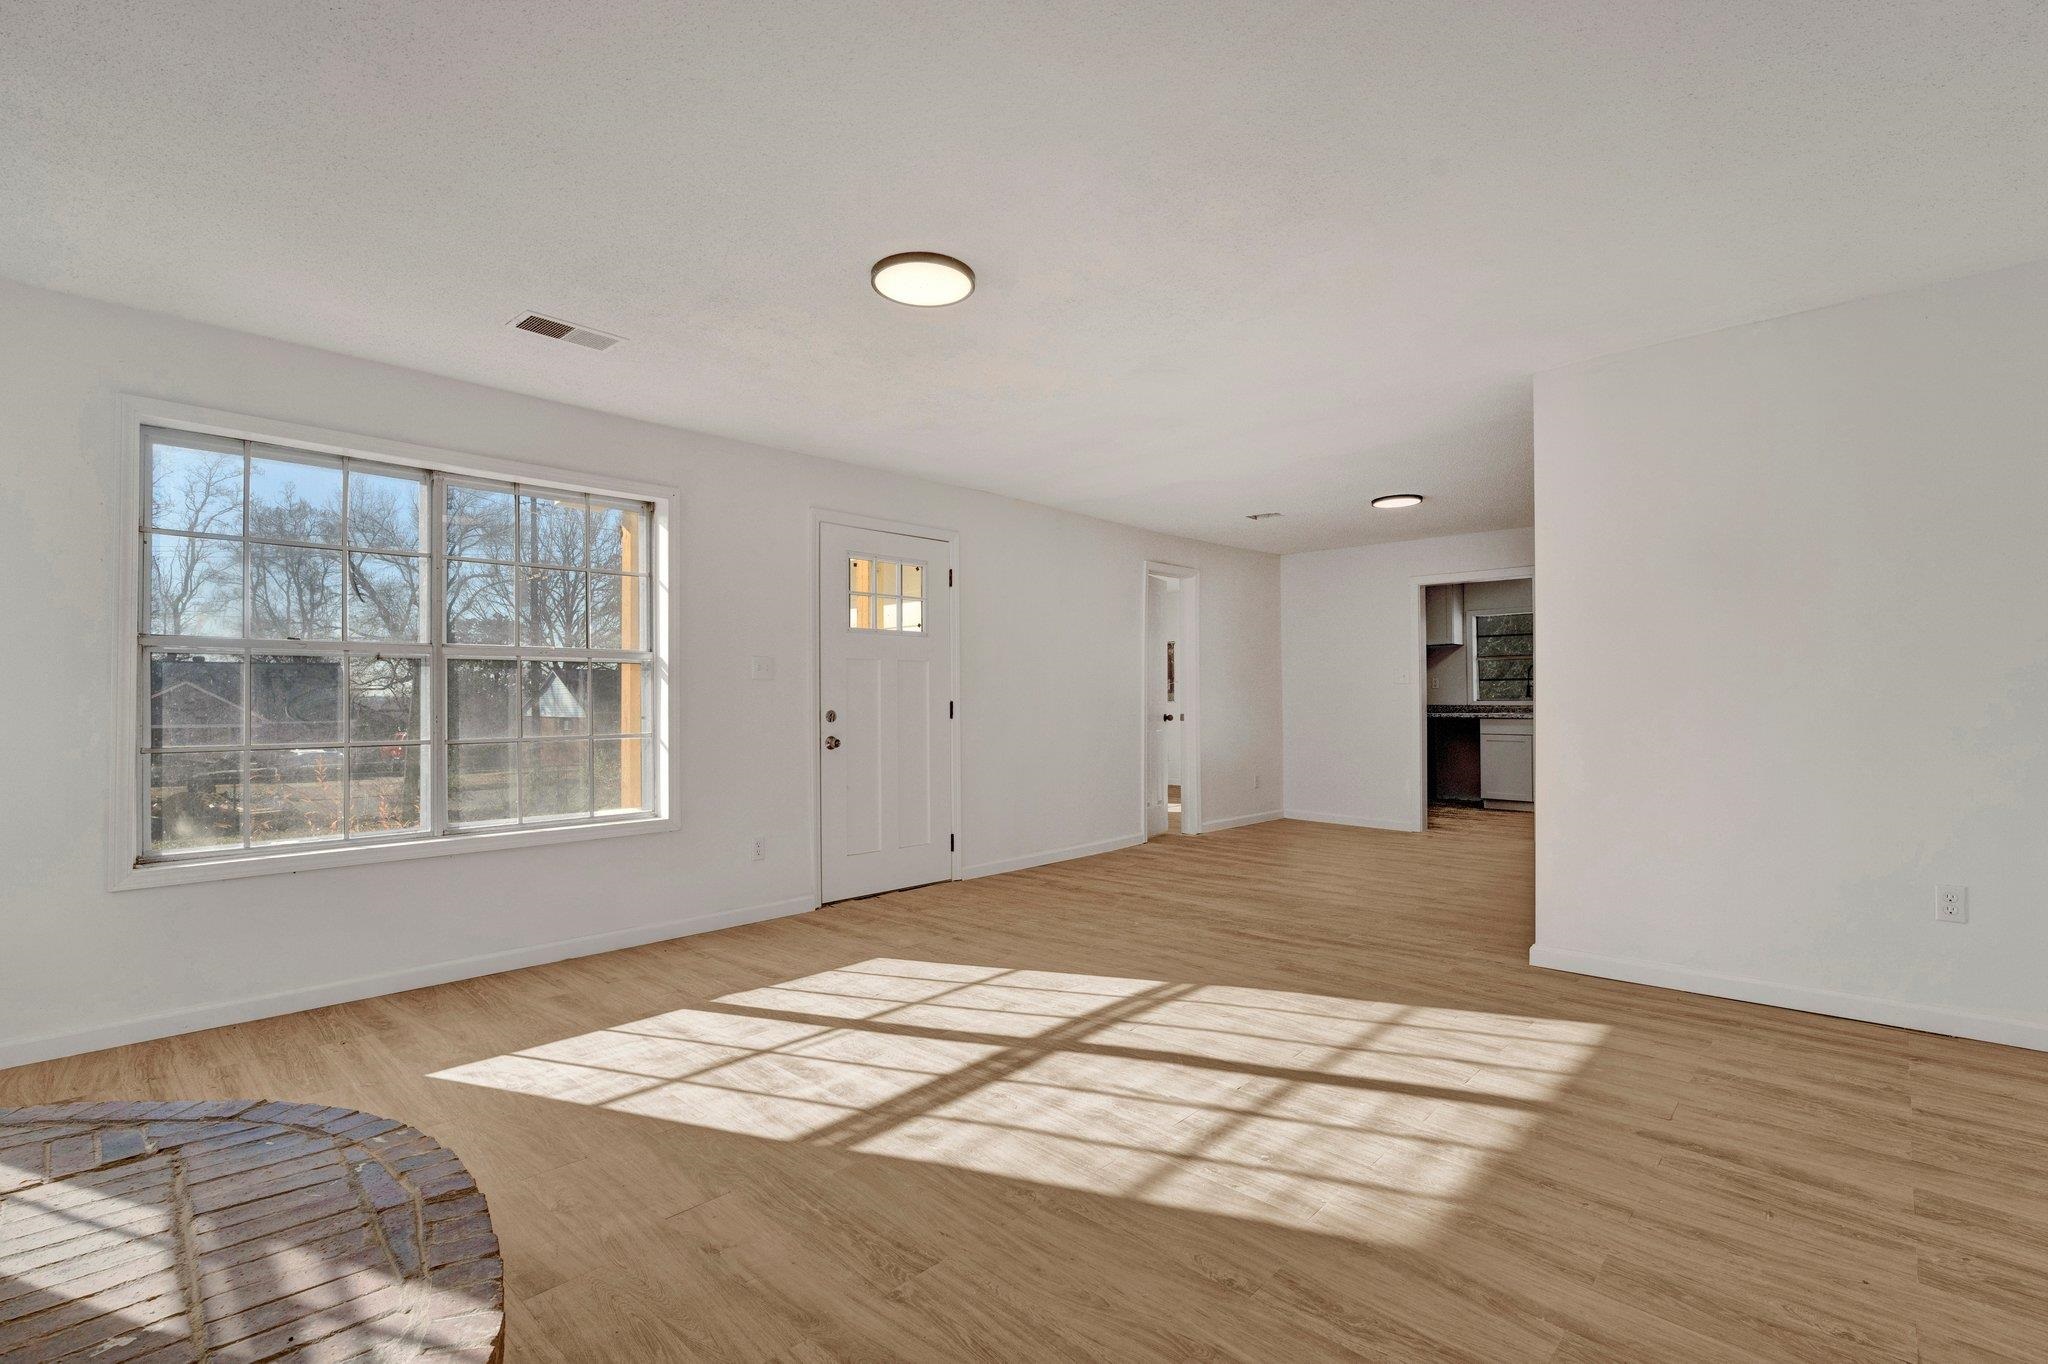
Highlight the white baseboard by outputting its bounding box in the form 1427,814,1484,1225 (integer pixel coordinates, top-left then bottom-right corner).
1282,809,1421,832
0,894,818,1072
961,834,1148,880
1200,810,1283,832
1530,944,2048,1053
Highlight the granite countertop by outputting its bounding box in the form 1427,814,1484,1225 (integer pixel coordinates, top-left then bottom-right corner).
1428,703,1534,718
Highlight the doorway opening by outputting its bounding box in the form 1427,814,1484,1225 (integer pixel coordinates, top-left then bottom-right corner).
1415,568,1534,830
1144,563,1200,839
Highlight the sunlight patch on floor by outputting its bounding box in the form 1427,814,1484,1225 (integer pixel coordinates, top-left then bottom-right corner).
432,959,1606,1245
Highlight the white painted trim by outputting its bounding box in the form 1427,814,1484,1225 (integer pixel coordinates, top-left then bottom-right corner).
1410,566,1537,588
1411,564,1534,832
1282,809,1416,831
1530,945,2048,1054
808,509,963,902
113,813,680,890
961,834,1146,880
0,894,817,1071
1199,810,1283,832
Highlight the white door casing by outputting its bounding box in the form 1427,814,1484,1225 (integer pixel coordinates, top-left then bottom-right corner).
819,521,955,902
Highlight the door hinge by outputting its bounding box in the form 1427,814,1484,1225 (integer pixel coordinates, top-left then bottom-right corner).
948,700,954,719
948,568,954,587
949,833,956,851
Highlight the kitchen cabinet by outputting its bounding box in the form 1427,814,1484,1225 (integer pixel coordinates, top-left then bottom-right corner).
1425,583,1465,647
1479,716,1533,805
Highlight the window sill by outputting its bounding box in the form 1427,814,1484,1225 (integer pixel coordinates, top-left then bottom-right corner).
110,814,677,892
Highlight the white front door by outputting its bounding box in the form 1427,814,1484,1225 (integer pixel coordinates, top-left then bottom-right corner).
819,522,954,902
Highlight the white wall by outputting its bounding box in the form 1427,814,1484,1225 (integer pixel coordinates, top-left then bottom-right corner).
1463,579,1532,616
1282,529,1535,829
0,278,1283,1067
1535,257,2048,1051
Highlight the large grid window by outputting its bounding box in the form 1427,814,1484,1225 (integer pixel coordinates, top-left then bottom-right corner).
139,426,658,862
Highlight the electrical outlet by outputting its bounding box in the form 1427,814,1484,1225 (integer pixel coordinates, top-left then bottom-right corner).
1937,885,1968,923
751,836,767,863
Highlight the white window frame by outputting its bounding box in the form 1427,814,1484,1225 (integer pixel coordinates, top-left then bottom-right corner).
109,396,677,891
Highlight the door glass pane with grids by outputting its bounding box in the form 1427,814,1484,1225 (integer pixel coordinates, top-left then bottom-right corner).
849,555,926,634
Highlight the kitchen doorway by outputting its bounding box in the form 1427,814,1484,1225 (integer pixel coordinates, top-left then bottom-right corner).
1413,566,1534,830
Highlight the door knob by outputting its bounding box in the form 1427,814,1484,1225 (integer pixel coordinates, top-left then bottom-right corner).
1163,714,1173,722
824,735,840,750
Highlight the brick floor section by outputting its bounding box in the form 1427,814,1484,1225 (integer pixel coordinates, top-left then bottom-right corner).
0,1101,503,1362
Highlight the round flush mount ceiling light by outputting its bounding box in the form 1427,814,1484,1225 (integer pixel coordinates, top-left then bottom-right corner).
871,252,976,307
1371,493,1425,510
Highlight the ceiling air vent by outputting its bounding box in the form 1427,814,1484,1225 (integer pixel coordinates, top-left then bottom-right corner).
510,313,622,351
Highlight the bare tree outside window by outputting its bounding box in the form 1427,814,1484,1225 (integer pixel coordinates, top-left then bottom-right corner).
148,437,244,636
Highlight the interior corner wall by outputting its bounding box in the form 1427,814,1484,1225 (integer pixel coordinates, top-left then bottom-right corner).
0,277,1284,1068
1281,527,1535,830
1534,256,2048,1051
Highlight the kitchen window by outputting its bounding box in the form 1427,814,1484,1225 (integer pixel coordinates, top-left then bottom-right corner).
1470,612,1533,701
128,409,667,883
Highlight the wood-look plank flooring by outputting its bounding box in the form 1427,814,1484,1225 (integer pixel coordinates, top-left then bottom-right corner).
6,810,2047,1361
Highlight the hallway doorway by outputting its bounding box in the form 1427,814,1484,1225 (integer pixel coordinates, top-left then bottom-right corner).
1143,563,1199,838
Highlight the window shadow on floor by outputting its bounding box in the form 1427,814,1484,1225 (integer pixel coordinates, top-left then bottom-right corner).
433,958,1608,1249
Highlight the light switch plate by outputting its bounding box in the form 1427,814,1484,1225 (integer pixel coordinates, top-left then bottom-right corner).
749,655,775,681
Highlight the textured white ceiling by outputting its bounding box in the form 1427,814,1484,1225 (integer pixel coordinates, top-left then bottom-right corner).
5,1,2046,551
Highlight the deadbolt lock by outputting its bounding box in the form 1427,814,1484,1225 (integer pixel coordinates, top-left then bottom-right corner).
824,709,836,722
